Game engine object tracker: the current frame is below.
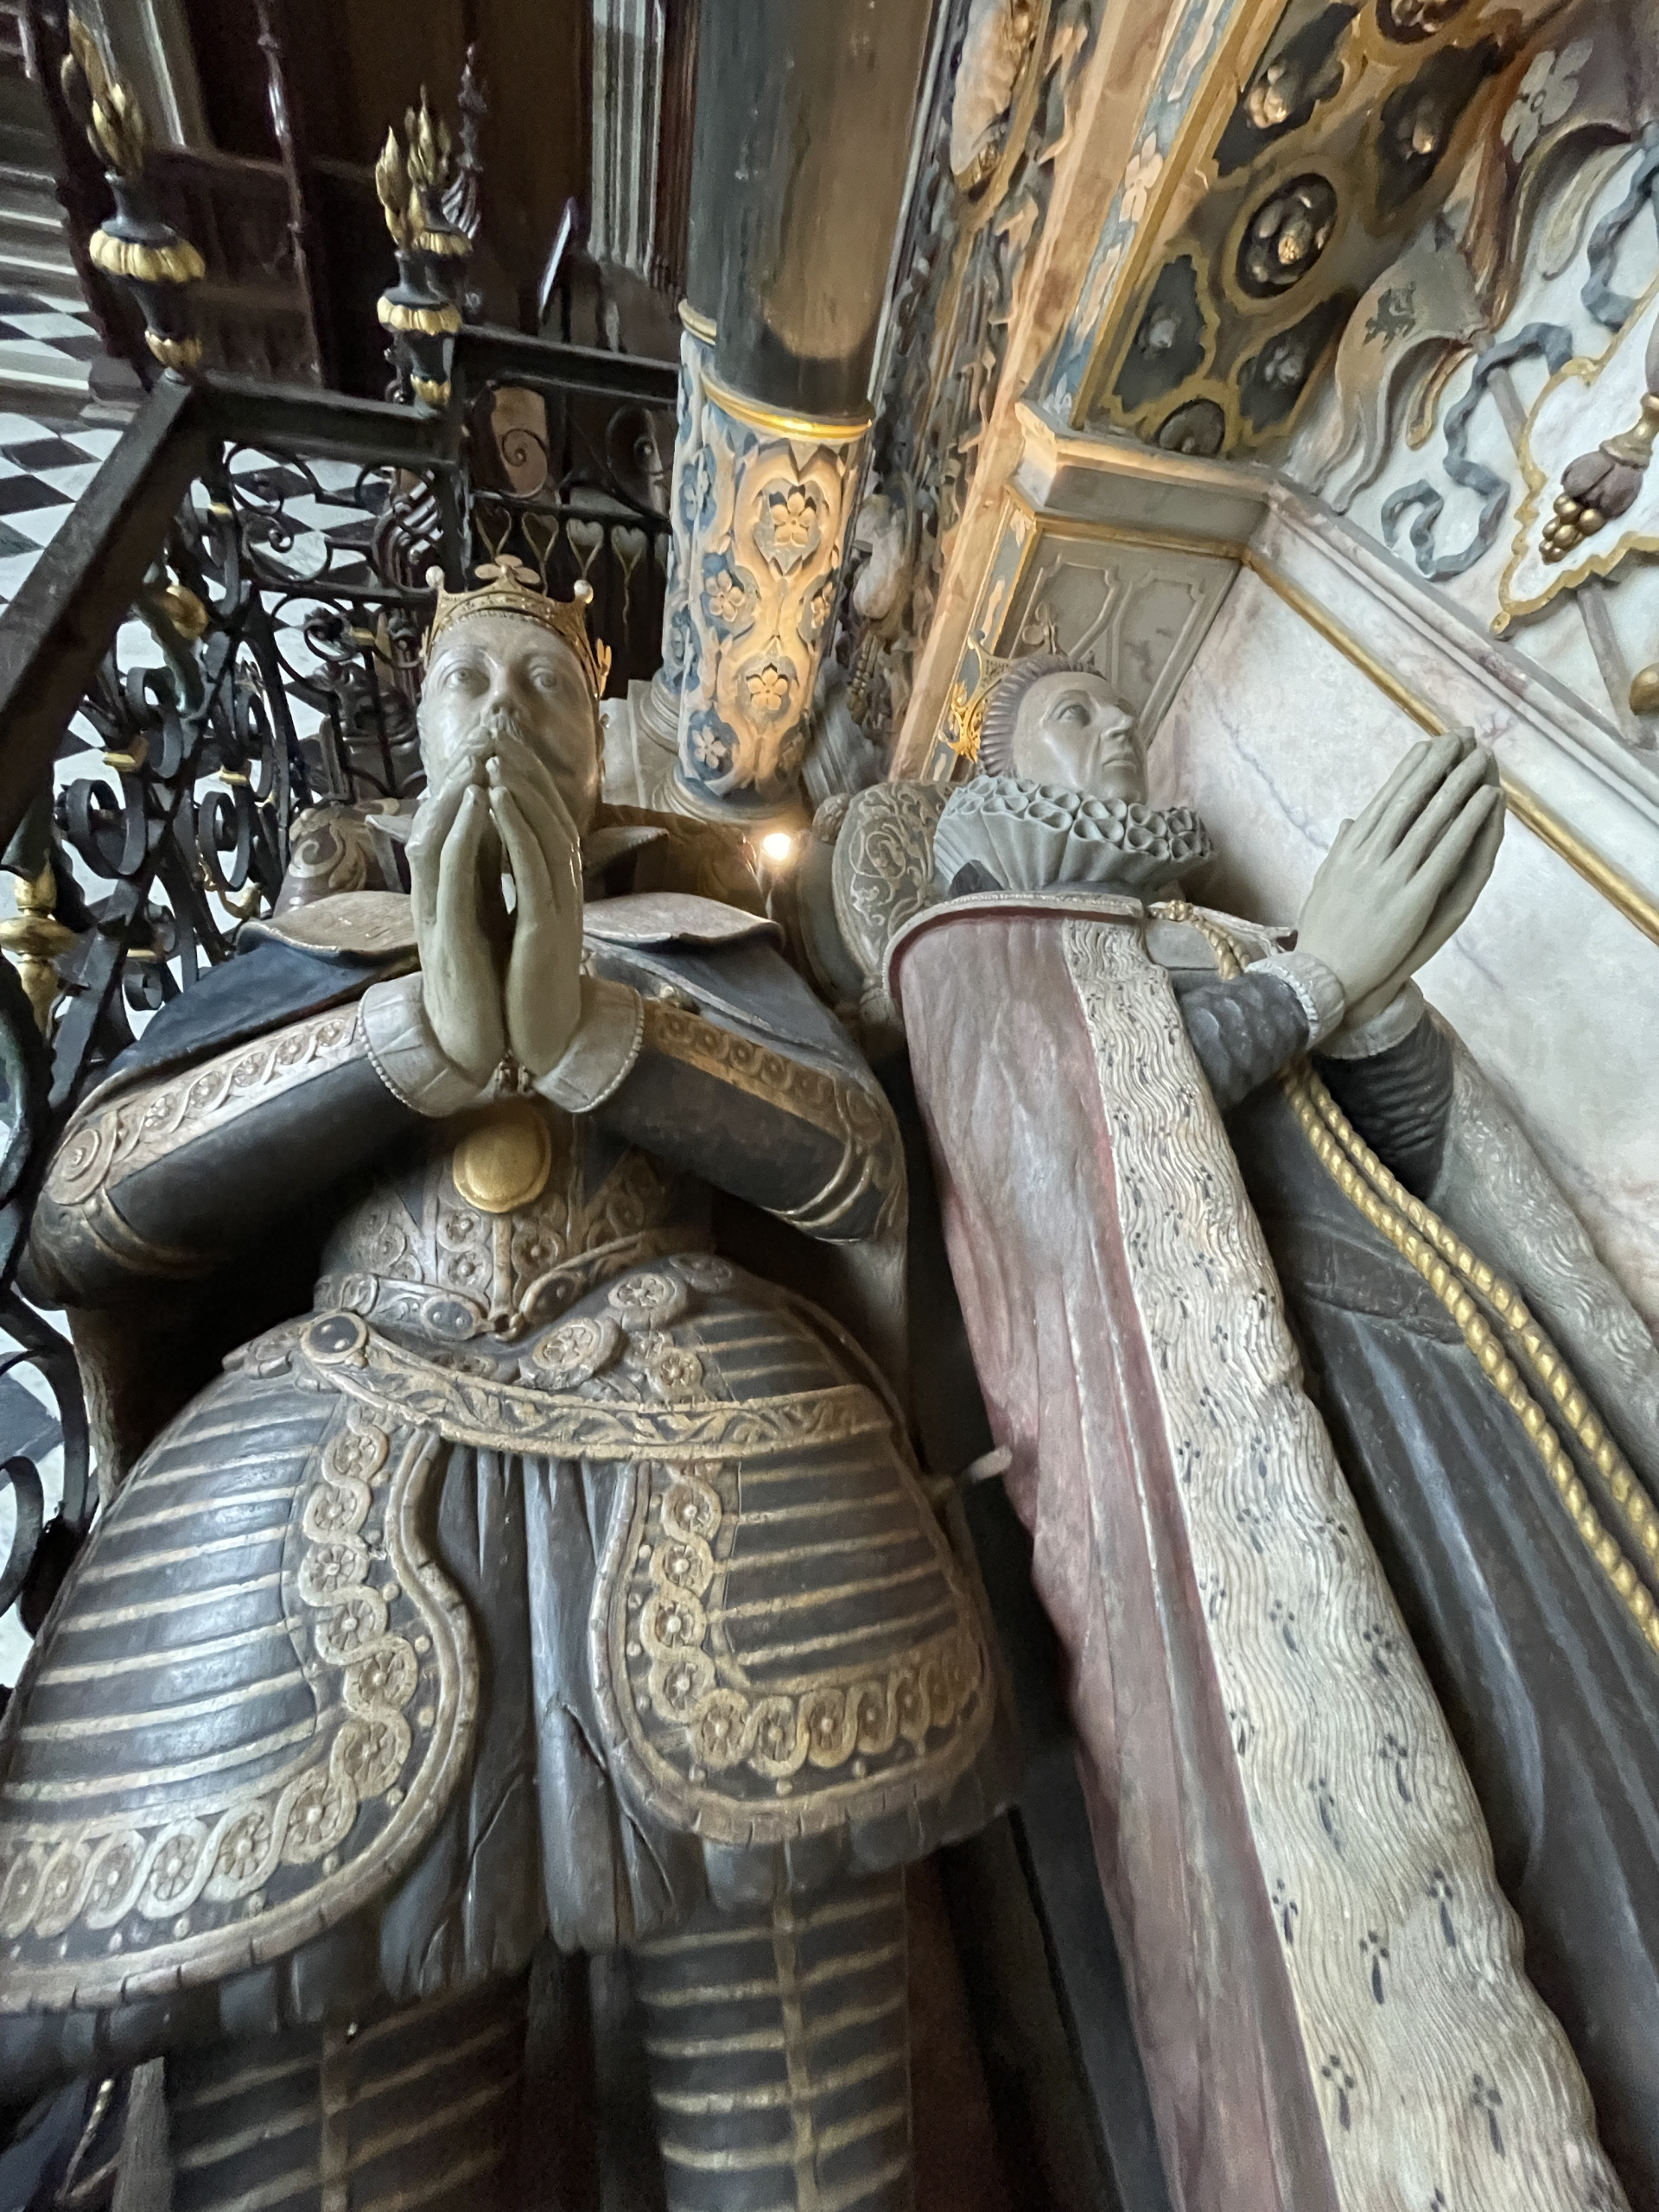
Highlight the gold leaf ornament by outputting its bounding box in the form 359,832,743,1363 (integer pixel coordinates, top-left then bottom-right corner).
404,91,452,194
376,127,411,249
63,11,148,179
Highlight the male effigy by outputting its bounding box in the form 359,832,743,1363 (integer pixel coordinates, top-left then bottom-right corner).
817,658,1659,2210
0,565,1014,2210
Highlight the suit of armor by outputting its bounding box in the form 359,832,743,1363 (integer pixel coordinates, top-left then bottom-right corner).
0,864,1011,2202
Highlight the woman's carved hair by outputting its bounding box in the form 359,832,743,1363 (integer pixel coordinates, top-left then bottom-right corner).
977,653,1134,777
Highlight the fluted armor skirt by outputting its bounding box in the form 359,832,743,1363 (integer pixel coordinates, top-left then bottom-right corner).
0,1253,1013,2088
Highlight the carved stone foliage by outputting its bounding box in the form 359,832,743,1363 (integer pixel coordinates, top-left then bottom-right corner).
832,0,1102,752
1300,8,1659,758
1046,0,1566,457
830,779,950,1018
651,320,714,730
950,0,1040,188
673,389,868,808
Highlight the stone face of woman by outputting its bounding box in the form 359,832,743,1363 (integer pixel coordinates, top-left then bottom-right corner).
417,611,601,830
1010,671,1146,802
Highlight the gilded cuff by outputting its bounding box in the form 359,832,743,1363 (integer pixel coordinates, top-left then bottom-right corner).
1252,950,1346,1047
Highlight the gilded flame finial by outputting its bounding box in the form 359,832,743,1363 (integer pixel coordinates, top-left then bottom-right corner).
375,125,413,251
61,11,146,180
63,11,203,372
378,90,466,260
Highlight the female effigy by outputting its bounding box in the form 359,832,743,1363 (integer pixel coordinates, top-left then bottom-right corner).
817,654,1659,2210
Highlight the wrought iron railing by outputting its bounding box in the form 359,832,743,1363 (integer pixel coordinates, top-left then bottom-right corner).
0,327,677,1693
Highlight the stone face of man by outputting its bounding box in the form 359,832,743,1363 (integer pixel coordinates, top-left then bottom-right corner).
1010,671,1146,802
418,610,601,831
409,610,594,1093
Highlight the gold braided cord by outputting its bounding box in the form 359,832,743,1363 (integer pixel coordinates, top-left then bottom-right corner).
1151,901,1659,1661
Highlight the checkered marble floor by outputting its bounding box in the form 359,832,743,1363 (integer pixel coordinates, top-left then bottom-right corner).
0,405,125,594
0,284,105,410
0,290,102,359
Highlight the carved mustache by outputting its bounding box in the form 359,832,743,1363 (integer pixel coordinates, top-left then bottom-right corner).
448,709,536,779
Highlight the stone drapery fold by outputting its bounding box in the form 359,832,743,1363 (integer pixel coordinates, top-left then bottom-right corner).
892,896,1624,2212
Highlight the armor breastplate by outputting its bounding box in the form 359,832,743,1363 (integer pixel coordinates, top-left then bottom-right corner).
317,1097,706,1341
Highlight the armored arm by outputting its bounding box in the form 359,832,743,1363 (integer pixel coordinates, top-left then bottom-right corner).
27,995,417,1308
1314,988,1452,1198
597,995,903,1244
1171,928,1351,1112
354,922,906,1247
1173,969,1317,1111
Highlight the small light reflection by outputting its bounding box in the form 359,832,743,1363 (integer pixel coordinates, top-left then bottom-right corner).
760,831,797,867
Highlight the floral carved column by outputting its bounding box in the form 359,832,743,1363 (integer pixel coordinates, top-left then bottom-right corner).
674,379,869,816
620,0,926,823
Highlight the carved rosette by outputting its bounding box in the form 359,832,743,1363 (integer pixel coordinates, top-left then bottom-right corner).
675,378,871,812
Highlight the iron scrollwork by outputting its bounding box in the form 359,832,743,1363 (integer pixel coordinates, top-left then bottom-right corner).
0,331,676,1684
0,441,453,1680
461,376,672,695
0,302,681,1681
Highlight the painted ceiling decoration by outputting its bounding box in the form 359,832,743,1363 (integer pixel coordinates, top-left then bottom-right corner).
1055,0,1572,459
1295,9,1656,570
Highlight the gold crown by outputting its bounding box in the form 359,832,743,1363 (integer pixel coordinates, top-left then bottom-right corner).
423,558,613,698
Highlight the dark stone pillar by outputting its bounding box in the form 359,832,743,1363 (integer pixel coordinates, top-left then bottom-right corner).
680,0,740,336
653,0,931,820
701,0,932,419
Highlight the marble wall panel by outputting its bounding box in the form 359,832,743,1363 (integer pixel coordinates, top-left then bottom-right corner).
1001,524,1239,730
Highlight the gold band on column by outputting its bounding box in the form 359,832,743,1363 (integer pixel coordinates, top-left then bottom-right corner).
678,301,717,343
700,369,873,446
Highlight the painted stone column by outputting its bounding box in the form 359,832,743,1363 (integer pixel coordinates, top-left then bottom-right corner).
674,385,869,813
661,0,930,820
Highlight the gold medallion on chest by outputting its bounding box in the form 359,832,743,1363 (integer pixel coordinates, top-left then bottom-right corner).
450,1098,554,1213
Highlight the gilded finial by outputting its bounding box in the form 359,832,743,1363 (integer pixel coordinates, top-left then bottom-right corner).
404,89,453,197
376,125,412,250
61,11,146,180
66,12,203,371
378,89,466,260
